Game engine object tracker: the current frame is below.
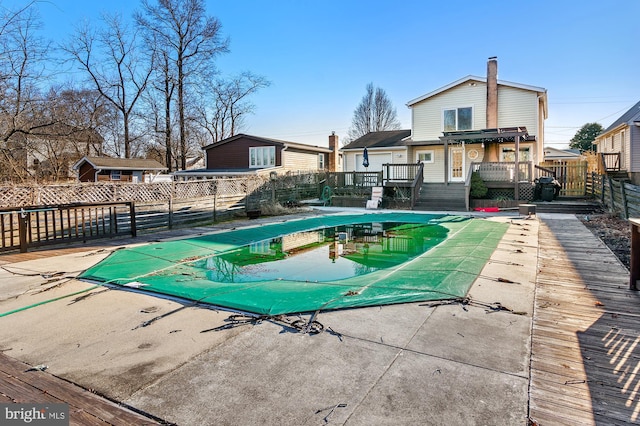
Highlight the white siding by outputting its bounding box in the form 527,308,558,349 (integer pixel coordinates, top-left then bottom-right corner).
631,127,640,173
421,147,445,182
597,126,632,170
622,130,630,171
497,86,539,136
411,82,542,143
411,82,487,141
283,150,320,171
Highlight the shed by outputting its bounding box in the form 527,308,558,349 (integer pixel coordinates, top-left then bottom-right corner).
73,156,168,183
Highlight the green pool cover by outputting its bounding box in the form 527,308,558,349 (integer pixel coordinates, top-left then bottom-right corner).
79,212,508,315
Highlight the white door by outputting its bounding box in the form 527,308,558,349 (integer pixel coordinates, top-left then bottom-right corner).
449,147,465,182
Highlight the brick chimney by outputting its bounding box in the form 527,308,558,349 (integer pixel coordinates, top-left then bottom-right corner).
486,56,498,129
328,132,340,171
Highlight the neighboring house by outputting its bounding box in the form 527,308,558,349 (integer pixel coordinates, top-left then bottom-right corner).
4,126,103,182
175,133,341,179
74,156,168,183
594,100,640,183
342,57,547,185
543,147,583,163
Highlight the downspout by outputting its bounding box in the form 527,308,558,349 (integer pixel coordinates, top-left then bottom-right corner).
537,94,544,165
281,145,287,170
444,138,449,184
514,134,520,201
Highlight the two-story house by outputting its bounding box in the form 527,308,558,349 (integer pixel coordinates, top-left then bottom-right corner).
342,57,547,209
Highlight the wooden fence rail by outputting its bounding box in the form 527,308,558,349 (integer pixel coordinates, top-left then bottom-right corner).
0,202,136,253
588,172,640,219
0,174,323,253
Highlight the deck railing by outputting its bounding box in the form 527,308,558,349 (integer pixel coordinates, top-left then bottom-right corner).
410,164,424,208
324,171,383,188
601,153,621,171
472,161,533,182
0,202,136,253
383,163,422,183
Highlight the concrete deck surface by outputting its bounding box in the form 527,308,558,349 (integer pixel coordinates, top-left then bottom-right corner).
0,210,540,425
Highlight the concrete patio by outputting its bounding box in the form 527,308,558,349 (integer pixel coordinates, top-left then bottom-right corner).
0,209,636,425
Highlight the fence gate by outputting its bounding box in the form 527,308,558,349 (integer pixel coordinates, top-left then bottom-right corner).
540,161,588,197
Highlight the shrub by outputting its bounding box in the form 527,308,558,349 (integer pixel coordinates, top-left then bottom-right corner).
469,172,488,199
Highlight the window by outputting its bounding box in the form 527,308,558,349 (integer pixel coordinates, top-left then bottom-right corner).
443,107,472,131
110,170,121,180
318,153,325,169
249,146,276,168
417,151,434,163
501,147,530,162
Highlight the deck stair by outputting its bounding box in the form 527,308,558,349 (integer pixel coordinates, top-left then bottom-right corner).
413,183,467,211
606,170,629,181
531,199,602,215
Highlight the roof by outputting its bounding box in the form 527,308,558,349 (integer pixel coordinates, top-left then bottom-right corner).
341,130,412,150
173,168,260,176
73,156,167,171
202,134,331,153
543,147,582,160
406,75,547,107
438,127,535,144
600,100,640,134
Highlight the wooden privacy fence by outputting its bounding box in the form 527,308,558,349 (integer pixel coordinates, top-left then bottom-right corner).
588,173,640,219
538,161,588,197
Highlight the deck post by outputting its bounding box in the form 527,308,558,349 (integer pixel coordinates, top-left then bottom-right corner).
444,139,449,184
129,201,137,237
620,180,629,219
18,210,28,253
514,134,520,201
630,219,640,290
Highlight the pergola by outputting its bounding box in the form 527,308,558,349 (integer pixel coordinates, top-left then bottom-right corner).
439,126,533,199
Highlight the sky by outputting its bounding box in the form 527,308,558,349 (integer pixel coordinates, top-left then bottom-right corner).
5,0,640,148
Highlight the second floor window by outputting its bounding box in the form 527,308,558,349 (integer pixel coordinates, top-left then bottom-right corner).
249,146,276,168
443,107,472,131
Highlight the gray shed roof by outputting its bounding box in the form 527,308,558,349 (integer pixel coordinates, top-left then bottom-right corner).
341,130,412,150
74,156,167,171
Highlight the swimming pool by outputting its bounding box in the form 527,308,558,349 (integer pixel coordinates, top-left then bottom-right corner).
79,212,508,315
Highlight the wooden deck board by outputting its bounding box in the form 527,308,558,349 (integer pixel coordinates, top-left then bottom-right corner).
0,353,160,425
529,217,640,425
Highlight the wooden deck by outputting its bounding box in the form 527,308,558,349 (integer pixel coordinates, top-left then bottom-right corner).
530,216,640,425
0,353,162,425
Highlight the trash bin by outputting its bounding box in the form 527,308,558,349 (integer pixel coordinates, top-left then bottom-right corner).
541,185,555,202
535,176,560,201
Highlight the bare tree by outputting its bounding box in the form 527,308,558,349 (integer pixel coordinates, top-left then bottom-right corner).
136,0,229,170
0,2,54,181
141,43,177,171
348,83,401,141
26,87,106,181
62,13,153,158
196,72,270,143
